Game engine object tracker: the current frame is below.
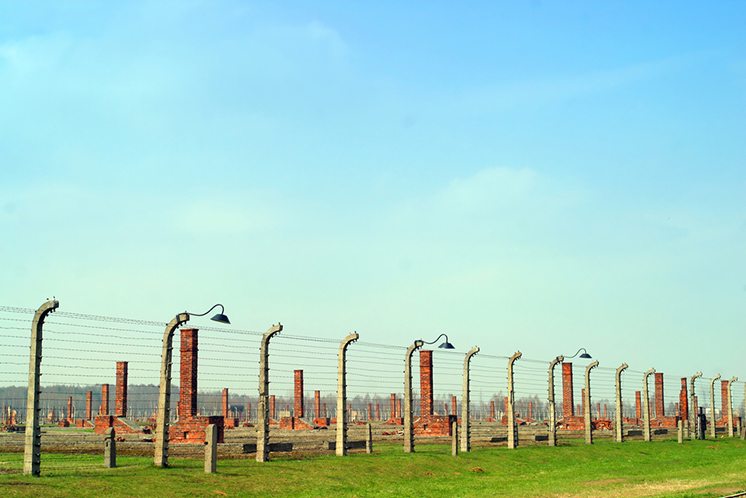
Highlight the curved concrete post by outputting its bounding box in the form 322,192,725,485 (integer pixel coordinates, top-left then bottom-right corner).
256,323,283,462
154,312,190,468
23,298,59,476
336,332,359,456
547,356,563,447
727,376,738,437
689,371,702,440
460,346,480,452
710,374,720,439
642,368,655,442
507,351,522,449
403,340,423,453
614,363,628,443
584,360,599,444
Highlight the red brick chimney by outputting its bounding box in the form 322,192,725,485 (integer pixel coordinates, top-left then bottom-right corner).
270,395,276,419
635,391,642,419
420,350,434,417
67,396,73,420
178,328,199,420
115,361,128,418
451,395,457,416
100,384,109,415
490,400,496,419
654,372,664,418
85,391,92,420
721,380,729,417
679,378,688,422
222,388,229,418
375,403,381,420
562,363,574,418
314,390,321,419
294,370,304,418
389,393,396,418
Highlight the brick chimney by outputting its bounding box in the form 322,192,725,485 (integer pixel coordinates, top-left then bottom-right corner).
679,378,688,422
314,390,321,419
85,391,92,420
222,388,229,418
654,372,664,418
100,384,109,415
389,393,396,418
451,395,457,416
115,361,128,418
270,395,276,420
635,391,641,419
420,350,434,417
721,380,729,418
178,328,199,420
294,370,304,418
562,363,574,418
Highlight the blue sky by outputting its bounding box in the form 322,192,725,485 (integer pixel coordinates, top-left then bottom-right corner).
1,1,745,376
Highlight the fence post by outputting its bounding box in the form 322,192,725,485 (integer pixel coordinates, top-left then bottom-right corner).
547,356,563,447
727,376,737,437
154,312,190,468
336,332,359,456
256,323,283,463
677,419,683,444
404,340,424,453
615,363,628,443
584,360,599,444
507,351,522,449
461,346,480,452
366,422,373,454
643,368,655,442
710,374,720,439
23,298,59,476
452,420,459,457
205,424,217,473
689,371,702,440
104,427,116,468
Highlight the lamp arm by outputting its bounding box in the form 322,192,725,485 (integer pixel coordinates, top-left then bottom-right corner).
421,333,449,346
187,303,224,318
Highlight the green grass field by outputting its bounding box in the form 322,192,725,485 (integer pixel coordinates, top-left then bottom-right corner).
2,438,746,497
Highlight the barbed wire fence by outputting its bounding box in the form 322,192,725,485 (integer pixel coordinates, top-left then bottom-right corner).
2,302,745,476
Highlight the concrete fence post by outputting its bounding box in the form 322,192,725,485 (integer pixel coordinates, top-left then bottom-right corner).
710,374,720,439
23,298,59,476
154,312,190,468
643,368,656,442
677,419,683,444
584,360,599,444
256,323,283,463
460,346,480,452
104,427,116,468
547,356,564,447
336,332,359,456
404,340,424,453
507,351,522,449
727,376,737,437
205,424,217,473
689,371,702,440
366,422,373,454
451,420,458,457
615,363,628,443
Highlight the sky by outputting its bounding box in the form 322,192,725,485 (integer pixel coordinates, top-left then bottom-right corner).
1,1,745,378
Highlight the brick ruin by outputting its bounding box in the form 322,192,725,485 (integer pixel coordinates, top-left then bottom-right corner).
222,388,239,429
168,328,224,443
413,350,456,436
650,372,678,428
557,362,612,431
485,400,496,422
313,390,330,427
716,380,742,428
94,361,143,434
385,393,403,424
278,370,314,430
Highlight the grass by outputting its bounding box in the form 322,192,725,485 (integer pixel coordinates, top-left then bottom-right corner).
1,438,746,497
